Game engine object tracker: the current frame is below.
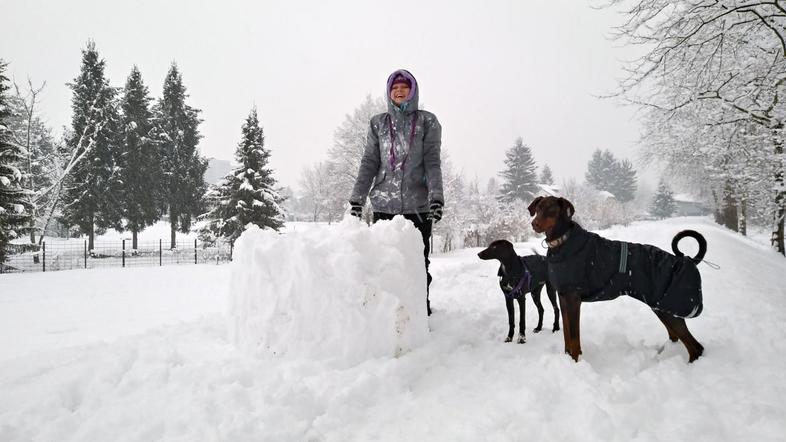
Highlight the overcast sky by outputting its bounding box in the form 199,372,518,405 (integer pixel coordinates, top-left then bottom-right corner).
2,0,647,192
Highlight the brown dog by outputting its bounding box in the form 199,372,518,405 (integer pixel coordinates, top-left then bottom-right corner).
528,196,706,363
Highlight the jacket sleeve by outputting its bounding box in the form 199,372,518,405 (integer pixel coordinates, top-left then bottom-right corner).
349,118,381,204
423,114,443,203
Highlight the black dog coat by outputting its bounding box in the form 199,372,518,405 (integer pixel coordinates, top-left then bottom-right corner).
547,224,703,318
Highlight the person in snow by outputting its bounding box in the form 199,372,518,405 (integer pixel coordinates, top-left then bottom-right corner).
349,69,444,316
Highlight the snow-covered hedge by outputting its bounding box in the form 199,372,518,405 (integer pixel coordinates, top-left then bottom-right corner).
228,216,429,367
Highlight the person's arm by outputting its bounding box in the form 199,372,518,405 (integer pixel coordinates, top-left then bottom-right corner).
423,114,443,204
349,118,381,205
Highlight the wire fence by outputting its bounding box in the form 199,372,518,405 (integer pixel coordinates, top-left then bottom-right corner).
1,239,232,274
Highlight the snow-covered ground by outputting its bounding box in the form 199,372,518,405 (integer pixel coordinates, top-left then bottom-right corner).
1,217,785,441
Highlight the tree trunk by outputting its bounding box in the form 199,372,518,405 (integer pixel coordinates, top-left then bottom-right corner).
132,230,138,250
88,219,95,252
170,209,177,249
773,133,785,255
720,183,738,231
738,198,747,236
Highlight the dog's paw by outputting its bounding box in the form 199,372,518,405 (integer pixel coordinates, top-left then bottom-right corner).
533,327,542,333
504,336,513,343
517,334,526,344
552,325,560,332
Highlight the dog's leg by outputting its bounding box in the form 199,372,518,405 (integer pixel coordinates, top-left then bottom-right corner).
516,297,526,343
531,285,545,333
546,284,560,332
654,311,680,343
559,292,582,362
505,297,515,342
655,311,704,362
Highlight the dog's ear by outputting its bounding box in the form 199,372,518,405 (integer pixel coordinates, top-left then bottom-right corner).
527,196,544,216
558,198,575,219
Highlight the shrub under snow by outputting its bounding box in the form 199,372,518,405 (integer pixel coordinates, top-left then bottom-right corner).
228,216,429,367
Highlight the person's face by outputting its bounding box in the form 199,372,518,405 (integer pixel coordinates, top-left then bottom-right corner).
390,83,411,106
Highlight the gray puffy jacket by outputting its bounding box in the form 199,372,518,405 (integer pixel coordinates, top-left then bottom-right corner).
350,69,443,214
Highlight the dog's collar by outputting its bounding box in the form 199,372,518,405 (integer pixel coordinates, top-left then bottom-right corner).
545,231,570,249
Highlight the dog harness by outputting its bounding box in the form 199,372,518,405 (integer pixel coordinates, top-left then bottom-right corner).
503,257,532,301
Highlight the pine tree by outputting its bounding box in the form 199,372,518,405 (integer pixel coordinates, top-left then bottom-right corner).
154,63,207,248
585,149,638,203
0,60,33,265
498,137,538,203
119,66,161,249
540,164,554,185
201,107,284,243
60,42,123,250
585,149,617,192
613,158,638,203
650,179,676,219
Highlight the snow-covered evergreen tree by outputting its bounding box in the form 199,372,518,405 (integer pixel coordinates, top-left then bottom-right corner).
498,137,538,203
614,159,638,203
585,149,617,193
540,164,554,185
201,107,284,243
585,149,637,203
0,60,33,265
650,180,676,219
60,42,123,250
154,63,207,248
119,66,161,249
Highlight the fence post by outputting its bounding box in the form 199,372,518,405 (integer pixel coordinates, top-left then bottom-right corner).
122,239,126,268
159,239,162,266
84,240,87,269
194,239,198,264
42,241,46,272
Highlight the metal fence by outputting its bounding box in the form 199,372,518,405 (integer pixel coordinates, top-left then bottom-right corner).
1,239,232,273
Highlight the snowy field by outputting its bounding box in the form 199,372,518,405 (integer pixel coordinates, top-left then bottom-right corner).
1,217,785,441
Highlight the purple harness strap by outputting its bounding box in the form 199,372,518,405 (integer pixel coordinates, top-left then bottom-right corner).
387,112,418,172
505,257,532,301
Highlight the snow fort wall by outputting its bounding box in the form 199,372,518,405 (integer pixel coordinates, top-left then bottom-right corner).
229,216,429,366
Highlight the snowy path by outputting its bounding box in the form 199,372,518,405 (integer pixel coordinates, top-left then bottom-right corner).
1,218,785,441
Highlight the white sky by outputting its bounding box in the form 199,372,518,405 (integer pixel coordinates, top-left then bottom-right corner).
1,0,647,192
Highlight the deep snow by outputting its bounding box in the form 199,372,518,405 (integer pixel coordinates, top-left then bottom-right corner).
1,217,785,441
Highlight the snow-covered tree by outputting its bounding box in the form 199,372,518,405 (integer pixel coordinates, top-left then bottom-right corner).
119,66,161,249
325,95,386,220
60,41,123,250
585,149,637,203
200,107,284,243
154,63,207,248
7,80,58,243
299,161,330,222
606,0,786,253
0,60,33,265
498,137,538,203
614,159,638,203
650,180,676,219
540,164,554,185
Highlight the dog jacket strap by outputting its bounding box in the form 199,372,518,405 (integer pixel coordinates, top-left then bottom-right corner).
618,242,628,273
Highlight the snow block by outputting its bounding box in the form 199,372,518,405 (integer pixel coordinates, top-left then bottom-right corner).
228,216,429,366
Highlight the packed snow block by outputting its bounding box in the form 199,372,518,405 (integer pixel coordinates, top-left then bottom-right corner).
229,216,429,366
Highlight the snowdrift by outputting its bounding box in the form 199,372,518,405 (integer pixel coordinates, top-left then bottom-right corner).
228,216,429,366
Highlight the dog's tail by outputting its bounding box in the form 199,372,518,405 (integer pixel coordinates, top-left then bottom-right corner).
671,230,707,264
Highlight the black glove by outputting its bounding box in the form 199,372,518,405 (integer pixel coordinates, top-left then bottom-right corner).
349,201,363,218
427,200,443,223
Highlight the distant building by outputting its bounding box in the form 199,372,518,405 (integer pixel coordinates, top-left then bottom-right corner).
673,193,711,216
